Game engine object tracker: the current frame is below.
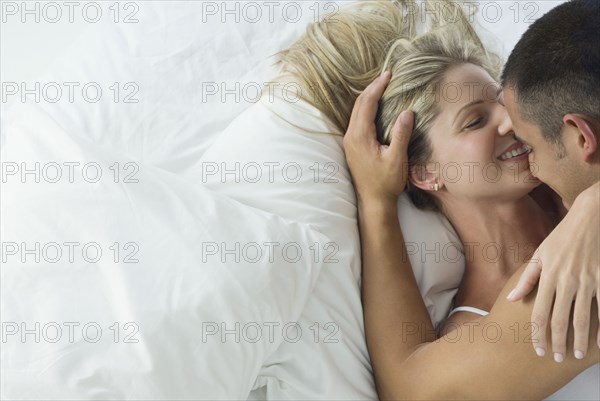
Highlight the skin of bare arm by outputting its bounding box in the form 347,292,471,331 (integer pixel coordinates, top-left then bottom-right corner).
359,198,599,401
508,181,600,359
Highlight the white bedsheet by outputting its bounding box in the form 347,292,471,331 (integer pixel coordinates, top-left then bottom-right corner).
1,102,331,399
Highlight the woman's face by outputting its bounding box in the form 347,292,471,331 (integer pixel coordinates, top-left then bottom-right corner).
424,63,540,203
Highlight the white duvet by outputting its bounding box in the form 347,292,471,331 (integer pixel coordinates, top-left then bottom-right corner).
1,102,333,399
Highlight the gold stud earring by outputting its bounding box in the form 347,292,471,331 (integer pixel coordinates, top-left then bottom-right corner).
431,183,439,191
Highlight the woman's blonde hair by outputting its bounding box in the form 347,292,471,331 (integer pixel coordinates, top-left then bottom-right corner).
276,0,503,211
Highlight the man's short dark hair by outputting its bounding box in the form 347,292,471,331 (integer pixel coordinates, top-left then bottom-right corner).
501,0,600,152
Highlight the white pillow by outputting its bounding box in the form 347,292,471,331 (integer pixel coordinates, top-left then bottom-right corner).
398,193,464,331
0,102,330,400
190,88,465,398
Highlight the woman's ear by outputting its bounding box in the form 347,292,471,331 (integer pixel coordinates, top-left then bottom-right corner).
408,163,443,191
562,114,598,163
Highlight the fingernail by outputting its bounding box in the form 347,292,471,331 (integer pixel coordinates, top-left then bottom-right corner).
553,353,564,363
574,350,584,360
535,347,545,357
506,288,516,301
380,69,391,78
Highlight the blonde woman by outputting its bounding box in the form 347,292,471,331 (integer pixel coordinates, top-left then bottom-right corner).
277,0,599,399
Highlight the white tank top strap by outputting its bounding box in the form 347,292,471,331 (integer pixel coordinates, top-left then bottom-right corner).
447,306,489,318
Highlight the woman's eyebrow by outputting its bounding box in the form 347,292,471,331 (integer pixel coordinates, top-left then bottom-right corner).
453,99,484,126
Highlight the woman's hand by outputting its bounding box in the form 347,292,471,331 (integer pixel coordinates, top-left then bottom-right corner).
343,71,414,206
507,181,600,362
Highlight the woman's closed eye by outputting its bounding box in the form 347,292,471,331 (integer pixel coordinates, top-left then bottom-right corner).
464,117,484,130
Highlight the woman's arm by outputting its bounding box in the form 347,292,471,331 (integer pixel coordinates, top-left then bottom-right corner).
388,267,599,400
358,198,436,397
345,73,600,400
359,198,599,400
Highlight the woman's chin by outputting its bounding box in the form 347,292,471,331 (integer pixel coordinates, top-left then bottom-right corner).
480,179,543,202
509,177,542,196
498,159,541,190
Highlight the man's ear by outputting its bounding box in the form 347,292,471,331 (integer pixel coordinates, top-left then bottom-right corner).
408,163,443,191
563,114,598,163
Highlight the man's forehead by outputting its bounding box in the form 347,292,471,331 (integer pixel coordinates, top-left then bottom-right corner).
501,87,543,143
499,86,520,115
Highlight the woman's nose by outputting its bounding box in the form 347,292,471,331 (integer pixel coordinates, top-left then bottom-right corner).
497,109,514,137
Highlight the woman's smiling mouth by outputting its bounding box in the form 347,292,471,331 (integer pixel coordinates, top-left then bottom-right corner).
498,144,531,161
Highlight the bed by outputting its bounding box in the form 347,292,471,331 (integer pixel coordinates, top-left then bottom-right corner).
2,1,597,399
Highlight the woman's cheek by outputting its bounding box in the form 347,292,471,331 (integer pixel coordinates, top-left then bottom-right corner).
528,152,537,177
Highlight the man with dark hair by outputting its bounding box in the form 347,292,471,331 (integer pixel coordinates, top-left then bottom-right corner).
500,0,599,207
498,0,599,361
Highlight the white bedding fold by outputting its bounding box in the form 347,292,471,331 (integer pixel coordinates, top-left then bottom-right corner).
1,102,330,399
